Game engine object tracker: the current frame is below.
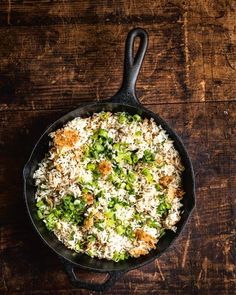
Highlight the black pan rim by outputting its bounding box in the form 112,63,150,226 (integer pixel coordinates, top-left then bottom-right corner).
23,101,196,273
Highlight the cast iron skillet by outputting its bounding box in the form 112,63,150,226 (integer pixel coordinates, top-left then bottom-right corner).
23,28,195,291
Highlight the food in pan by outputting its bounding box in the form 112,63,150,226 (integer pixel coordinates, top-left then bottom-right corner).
33,111,184,262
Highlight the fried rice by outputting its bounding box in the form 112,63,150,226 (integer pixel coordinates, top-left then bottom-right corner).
33,111,184,262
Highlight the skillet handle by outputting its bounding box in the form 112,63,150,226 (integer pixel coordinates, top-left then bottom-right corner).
61,259,124,291
111,27,148,106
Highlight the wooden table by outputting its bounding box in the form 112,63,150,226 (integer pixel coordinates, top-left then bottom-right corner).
0,1,235,294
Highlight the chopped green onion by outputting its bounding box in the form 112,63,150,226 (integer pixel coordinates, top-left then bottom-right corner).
99,112,110,120
69,231,75,240
87,163,96,171
124,152,133,164
157,199,171,216
155,183,161,191
36,199,44,209
143,150,155,163
147,218,160,228
112,250,129,262
106,218,115,227
77,177,85,184
125,226,135,239
94,221,104,231
87,235,97,242
98,128,108,138
125,182,134,193
141,168,153,183
94,142,104,152
128,171,136,182
159,229,165,238
113,143,121,150
82,145,89,160
115,152,124,163
75,241,82,251
133,114,142,122
53,208,62,217
37,210,43,219
131,153,139,164
118,113,127,124
45,213,57,231
116,225,125,235
104,211,114,218
69,202,75,211
134,213,142,221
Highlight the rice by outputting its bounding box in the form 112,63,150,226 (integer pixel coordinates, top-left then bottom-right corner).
33,111,184,262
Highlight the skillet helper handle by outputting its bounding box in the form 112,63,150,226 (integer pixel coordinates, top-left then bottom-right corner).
111,27,148,105
61,260,123,291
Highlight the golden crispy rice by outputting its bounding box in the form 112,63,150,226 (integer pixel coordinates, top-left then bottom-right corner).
129,247,149,258
159,175,173,188
83,193,94,205
98,160,112,176
84,216,94,230
135,229,157,249
53,128,79,149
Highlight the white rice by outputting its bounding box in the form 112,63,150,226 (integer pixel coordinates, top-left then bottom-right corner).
33,112,184,261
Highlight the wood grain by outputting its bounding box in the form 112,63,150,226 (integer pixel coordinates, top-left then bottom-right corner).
0,22,188,110
0,0,235,294
0,1,184,26
0,102,235,294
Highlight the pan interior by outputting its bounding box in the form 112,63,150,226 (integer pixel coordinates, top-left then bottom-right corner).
24,102,195,272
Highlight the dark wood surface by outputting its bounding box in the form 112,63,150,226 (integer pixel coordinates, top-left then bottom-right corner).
0,1,235,294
